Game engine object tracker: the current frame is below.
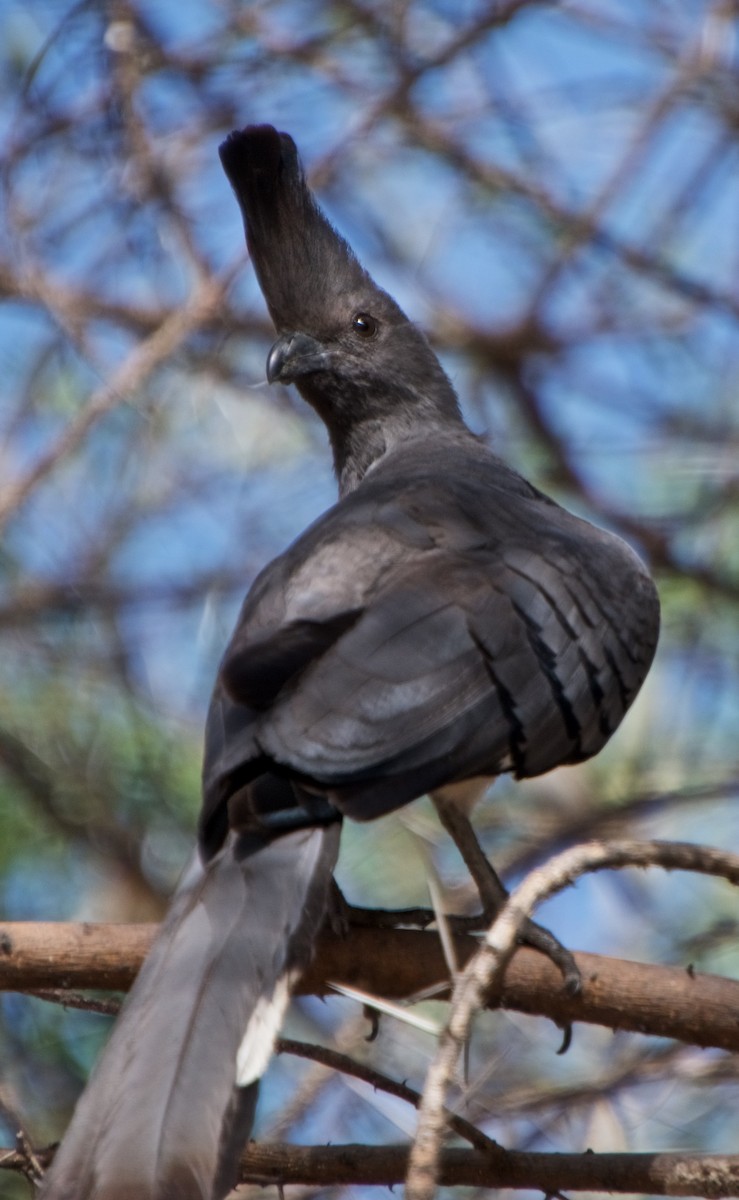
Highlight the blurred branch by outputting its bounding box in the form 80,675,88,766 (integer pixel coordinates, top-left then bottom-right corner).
501,776,739,882
0,725,154,894
3,1139,738,1195
0,266,236,534
0,566,253,627
411,114,739,324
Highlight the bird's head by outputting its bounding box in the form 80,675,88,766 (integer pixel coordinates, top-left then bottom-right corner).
219,124,462,480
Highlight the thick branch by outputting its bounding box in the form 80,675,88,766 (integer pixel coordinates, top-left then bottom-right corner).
5,1142,737,1196
236,1142,739,1196
2,916,738,1051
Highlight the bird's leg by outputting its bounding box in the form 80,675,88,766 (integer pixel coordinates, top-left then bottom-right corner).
432,795,581,994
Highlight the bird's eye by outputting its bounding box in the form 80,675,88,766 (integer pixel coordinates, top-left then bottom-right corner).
351,312,378,338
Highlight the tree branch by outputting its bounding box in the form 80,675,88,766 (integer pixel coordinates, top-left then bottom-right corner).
3,836,739,1053
236,1142,739,1196
4,1141,739,1196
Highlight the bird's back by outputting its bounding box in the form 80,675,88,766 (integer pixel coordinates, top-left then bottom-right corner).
204,432,659,825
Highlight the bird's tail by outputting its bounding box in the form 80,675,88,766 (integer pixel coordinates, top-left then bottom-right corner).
40,821,340,1200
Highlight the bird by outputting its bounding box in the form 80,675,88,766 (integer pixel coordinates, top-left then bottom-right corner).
40,124,660,1200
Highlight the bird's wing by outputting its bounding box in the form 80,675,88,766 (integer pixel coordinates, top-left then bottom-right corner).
204,443,659,824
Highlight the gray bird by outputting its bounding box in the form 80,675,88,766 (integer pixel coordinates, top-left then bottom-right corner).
40,125,659,1200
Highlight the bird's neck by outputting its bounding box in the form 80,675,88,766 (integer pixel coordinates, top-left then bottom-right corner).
297,377,468,496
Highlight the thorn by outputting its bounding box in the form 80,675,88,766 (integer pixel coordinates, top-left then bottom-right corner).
555,1021,573,1055
364,1003,381,1041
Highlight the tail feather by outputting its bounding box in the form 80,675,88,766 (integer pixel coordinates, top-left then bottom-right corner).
40,823,340,1200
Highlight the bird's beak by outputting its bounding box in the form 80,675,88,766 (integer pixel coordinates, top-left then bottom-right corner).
266,332,329,384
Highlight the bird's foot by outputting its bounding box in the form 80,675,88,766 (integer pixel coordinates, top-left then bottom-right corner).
323,879,468,934
512,914,580,995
